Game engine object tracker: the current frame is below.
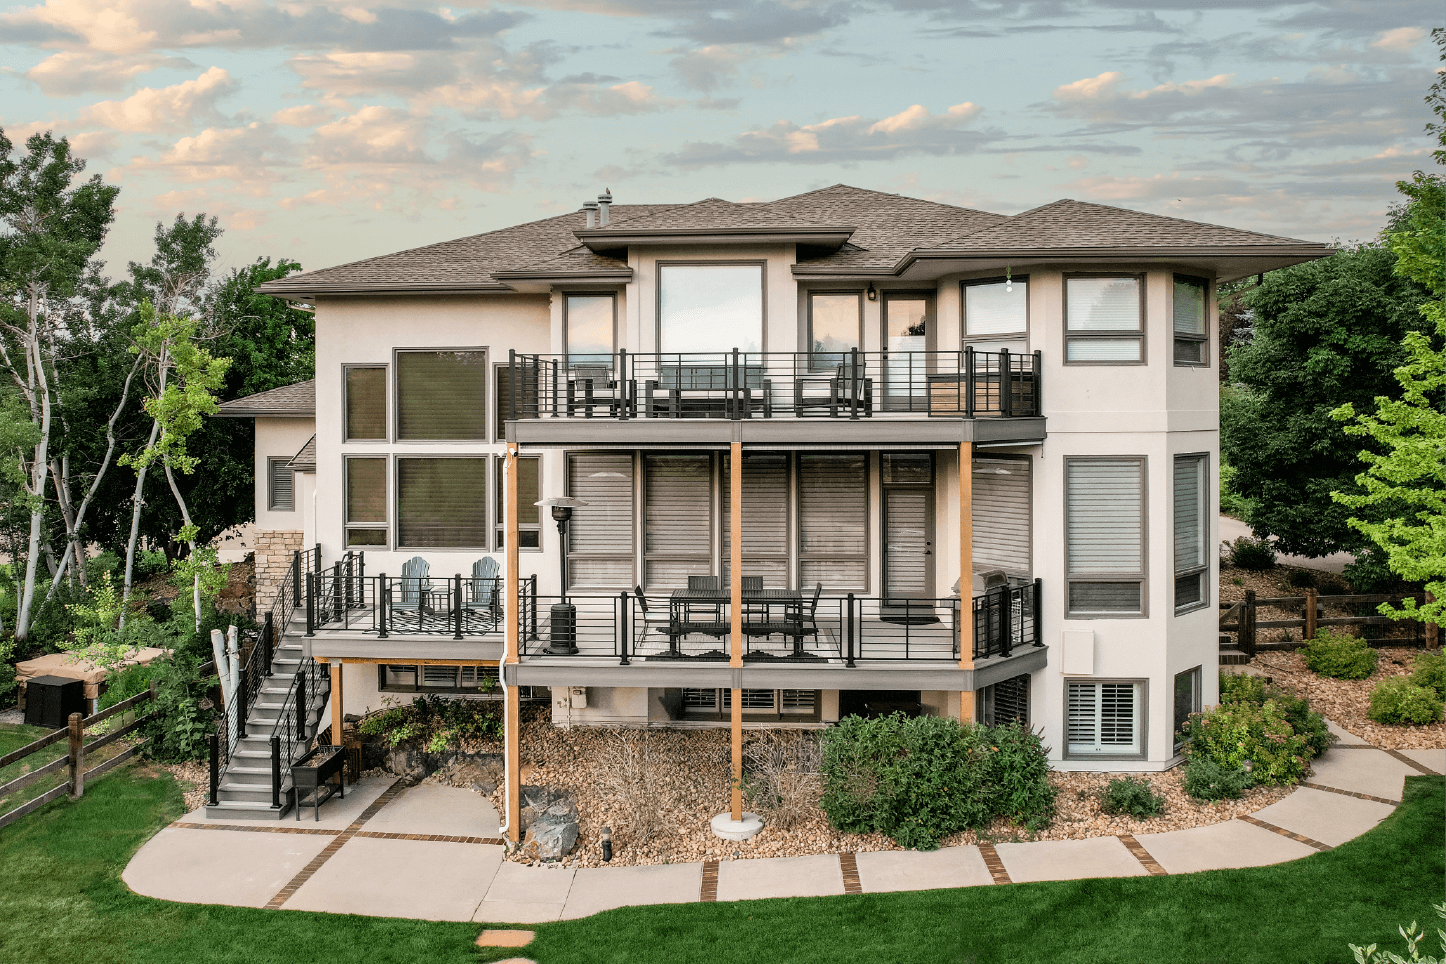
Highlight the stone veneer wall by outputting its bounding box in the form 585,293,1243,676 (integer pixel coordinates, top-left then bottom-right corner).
254,529,304,614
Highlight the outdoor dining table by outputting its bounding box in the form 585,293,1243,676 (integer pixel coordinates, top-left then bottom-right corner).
667,588,804,657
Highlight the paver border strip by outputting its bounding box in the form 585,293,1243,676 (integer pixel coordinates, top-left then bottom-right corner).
699,860,719,902
264,778,406,910
170,822,342,836
1300,782,1400,806
839,853,862,894
1382,747,1440,776
977,843,1011,885
1235,814,1332,852
353,831,506,845
1116,834,1168,876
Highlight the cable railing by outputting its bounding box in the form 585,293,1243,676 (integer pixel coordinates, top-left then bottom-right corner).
508,347,1041,422
305,566,536,639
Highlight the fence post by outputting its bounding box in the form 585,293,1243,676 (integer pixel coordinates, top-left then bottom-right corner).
846,593,855,668
208,730,220,806
305,573,316,637
67,712,84,801
270,736,282,810
454,573,464,639
1244,589,1257,657
1304,588,1318,641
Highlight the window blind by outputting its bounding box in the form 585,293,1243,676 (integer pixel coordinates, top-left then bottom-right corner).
644,454,712,590
567,453,634,588
346,457,387,547
1066,458,1145,614
1067,681,1141,755
798,454,868,590
722,454,788,586
1174,454,1208,611
346,367,387,440
397,458,487,548
495,456,541,550
396,350,487,440
1065,277,1143,362
964,281,1028,337
973,458,1030,575
1173,277,1208,365
268,459,294,511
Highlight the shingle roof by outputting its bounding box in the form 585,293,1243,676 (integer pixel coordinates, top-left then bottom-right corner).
288,435,316,470
586,196,845,232
494,245,630,279
215,379,315,417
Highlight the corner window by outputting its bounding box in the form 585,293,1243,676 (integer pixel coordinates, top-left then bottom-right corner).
345,457,388,547
345,366,387,441
495,455,541,550
1067,680,1144,758
659,263,763,355
1173,667,1201,751
267,458,294,511
1174,454,1208,614
1065,275,1144,363
808,291,862,370
396,350,488,441
397,457,488,549
979,673,1030,726
1173,276,1209,366
1065,457,1146,616
565,294,615,367
962,277,1028,352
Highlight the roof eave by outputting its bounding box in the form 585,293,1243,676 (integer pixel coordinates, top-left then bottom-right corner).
214,409,317,419
491,268,634,282
575,225,855,251
886,243,1336,275
255,281,516,298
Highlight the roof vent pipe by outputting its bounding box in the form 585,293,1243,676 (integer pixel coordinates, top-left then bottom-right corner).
597,189,612,226
583,201,598,229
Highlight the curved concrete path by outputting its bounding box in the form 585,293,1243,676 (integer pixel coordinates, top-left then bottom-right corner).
123,734,1444,924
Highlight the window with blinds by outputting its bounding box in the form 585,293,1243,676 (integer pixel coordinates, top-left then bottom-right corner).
1064,275,1144,363
268,458,294,511
1065,457,1146,615
1173,276,1208,366
644,454,712,590
396,350,487,440
397,458,488,548
979,673,1030,726
962,278,1028,353
494,455,541,550
722,454,789,586
973,458,1030,576
346,366,387,440
680,688,819,720
1174,454,1208,613
380,664,499,693
1067,680,1143,757
798,454,868,591
567,453,634,589
346,457,387,547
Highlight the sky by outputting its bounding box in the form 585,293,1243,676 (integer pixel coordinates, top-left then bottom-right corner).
0,0,1439,278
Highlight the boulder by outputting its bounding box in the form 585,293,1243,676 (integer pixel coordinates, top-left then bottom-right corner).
519,785,579,860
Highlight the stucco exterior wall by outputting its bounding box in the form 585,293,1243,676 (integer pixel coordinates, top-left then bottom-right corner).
254,416,316,530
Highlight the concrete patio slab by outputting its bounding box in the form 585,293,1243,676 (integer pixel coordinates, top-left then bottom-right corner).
1309,747,1418,799
474,901,566,924
1327,720,1369,746
1134,819,1316,874
1250,786,1395,847
715,854,845,901
561,862,705,919
1399,748,1446,775
123,826,333,907
361,783,500,837
484,860,578,904
994,836,1147,883
179,776,394,830
283,837,502,920
854,847,994,893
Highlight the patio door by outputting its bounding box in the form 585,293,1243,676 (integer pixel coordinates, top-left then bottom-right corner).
883,487,934,601
882,293,934,412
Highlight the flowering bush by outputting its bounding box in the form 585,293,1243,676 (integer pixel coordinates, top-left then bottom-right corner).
1178,699,1319,786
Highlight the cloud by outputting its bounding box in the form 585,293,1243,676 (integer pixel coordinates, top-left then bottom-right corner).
272,104,335,128
76,66,235,133
19,51,190,97
669,45,748,92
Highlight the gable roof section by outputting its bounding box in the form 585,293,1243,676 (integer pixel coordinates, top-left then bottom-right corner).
216,379,316,418
288,435,317,471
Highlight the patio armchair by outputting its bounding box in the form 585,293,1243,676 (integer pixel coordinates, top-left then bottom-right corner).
566,364,623,417
782,582,824,650
793,361,873,417
466,557,502,626
393,557,432,611
633,585,671,646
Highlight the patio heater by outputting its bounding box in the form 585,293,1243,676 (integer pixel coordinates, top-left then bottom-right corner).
536,496,588,655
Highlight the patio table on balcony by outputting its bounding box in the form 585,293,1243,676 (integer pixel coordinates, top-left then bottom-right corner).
666,588,803,658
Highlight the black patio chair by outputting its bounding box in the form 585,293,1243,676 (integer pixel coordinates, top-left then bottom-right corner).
633,585,671,646
782,582,824,654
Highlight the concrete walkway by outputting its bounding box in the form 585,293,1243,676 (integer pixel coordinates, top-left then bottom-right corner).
122,733,1444,924
1219,515,1354,574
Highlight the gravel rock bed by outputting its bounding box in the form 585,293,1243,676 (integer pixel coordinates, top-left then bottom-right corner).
1245,648,1445,750
158,760,209,814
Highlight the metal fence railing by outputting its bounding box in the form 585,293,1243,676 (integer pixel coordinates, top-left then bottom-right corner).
304,567,535,639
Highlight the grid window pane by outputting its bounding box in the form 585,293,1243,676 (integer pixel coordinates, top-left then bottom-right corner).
396,350,487,440
346,367,387,440
398,458,488,548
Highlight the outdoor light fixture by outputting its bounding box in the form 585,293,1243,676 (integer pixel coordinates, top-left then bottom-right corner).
866,283,877,301
536,497,589,653
1005,267,1013,293
601,826,613,862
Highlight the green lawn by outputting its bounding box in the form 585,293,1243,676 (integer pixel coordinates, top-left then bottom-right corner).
0,763,1441,964
0,721,71,815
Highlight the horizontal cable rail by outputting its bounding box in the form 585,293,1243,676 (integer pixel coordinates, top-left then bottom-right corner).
306,562,535,639
508,347,1041,422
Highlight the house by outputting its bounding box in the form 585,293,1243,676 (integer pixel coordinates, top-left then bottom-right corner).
217,184,1331,833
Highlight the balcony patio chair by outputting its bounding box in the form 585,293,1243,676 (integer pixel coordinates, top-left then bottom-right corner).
781,582,824,654
633,585,671,651
393,556,432,611
566,364,623,417
793,360,873,417
741,576,763,593
687,574,720,592
466,557,502,629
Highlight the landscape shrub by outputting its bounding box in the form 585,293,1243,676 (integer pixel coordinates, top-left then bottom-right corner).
744,730,822,832
1099,777,1164,818
137,549,170,578
819,714,1054,850
1411,651,1445,700
1286,568,1316,588
137,654,219,763
1303,630,1378,680
1183,756,1252,801
1348,900,1446,964
1226,536,1276,570
1219,672,1268,705
358,694,502,750
0,637,15,708
98,663,159,710
1367,678,1444,726
1178,699,1318,786
1218,672,1333,758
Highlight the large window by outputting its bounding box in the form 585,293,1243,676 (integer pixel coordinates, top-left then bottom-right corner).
567,453,635,589
808,292,861,369
644,454,712,590
962,277,1028,352
267,458,294,512
722,454,789,586
659,263,763,354
1065,457,1146,616
346,457,388,547
1064,275,1144,363
494,455,541,550
396,350,487,441
1173,275,1208,366
798,454,869,591
346,366,387,441
566,294,615,366
1067,680,1144,758
1173,667,1201,752
1174,454,1208,613
397,457,488,548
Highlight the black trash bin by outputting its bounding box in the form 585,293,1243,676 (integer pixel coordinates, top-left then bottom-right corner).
24,675,87,729
546,603,578,655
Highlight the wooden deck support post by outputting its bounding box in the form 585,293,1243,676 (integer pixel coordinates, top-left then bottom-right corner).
729,441,744,822
958,442,975,723
330,662,343,745
504,441,522,844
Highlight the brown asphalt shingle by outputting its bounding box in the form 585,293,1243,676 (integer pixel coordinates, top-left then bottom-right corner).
216,379,315,417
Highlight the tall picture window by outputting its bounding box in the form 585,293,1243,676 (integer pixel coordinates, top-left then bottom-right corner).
566,453,635,589
643,454,712,590
565,294,615,366
1173,667,1201,751
1174,453,1209,613
962,277,1028,352
659,264,763,354
807,291,862,370
722,454,789,587
267,458,294,511
1064,275,1144,363
1173,275,1209,366
1065,456,1146,615
345,456,388,547
345,366,387,441
494,455,541,550
798,454,868,591
396,350,487,441
1067,680,1145,758
397,458,488,548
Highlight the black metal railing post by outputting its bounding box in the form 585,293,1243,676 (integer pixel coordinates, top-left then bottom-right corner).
1032,350,1043,415
296,671,307,744
1001,347,1013,417
849,347,860,420
548,357,558,417
846,593,856,667
236,671,248,739
331,562,342,622
1000,587,1014,658
270,736,282,809
965,346,976,417
292,549,302,603
208,731,219,806
1032,578,1043,646
509,349,518,423
378,575,389,638
618,591,630,665
454,573,464,639
530,574,538,641
262,612,274,677
355,552,366,608
730,347,741,420
305,573,315,636
618,348,630,419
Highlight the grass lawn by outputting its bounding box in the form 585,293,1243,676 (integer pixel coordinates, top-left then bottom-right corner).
0,764,1441,964
1,719,136,817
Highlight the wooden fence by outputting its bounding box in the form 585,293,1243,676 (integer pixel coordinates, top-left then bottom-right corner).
1221,589,1440,656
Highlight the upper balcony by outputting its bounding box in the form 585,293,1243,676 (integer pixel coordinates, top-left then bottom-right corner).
504,348,1046,448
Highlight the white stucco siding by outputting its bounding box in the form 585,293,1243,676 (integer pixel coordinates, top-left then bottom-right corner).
254,416,316,531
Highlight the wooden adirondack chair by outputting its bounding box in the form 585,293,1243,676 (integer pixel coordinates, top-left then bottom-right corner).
468,557,502,624
393,556,431,611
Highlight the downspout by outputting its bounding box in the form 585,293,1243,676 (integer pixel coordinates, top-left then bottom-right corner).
498,670,513,842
